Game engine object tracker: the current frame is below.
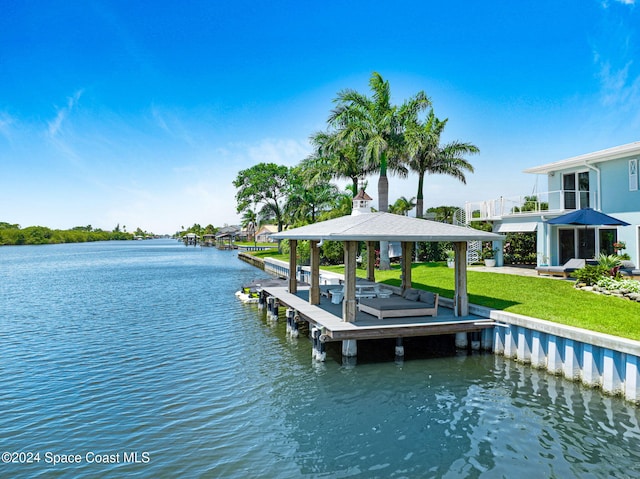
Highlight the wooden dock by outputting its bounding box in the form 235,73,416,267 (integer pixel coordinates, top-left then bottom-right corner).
261,286,494,342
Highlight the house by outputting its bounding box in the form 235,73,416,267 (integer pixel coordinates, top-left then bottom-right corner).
255,224,279,243
465,141,640,267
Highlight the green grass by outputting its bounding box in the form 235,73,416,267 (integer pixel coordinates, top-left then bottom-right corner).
235,241,278,248
244,249,288,261
321,262,640,341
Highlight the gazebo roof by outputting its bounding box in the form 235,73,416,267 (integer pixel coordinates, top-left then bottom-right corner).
271,212,504,243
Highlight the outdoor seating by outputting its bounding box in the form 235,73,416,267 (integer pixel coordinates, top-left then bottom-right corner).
535,258,585,278
358,288,438,319
319,285,334,298
329,288,344,304
374,286,393,298
620,261,640,279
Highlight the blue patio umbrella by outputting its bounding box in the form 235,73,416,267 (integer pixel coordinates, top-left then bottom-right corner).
547,207,630,226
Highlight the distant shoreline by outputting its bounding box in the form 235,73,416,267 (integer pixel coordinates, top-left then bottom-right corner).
0,225,134,246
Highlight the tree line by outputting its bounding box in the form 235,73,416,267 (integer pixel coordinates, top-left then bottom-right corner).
233,72,479,269
0,223,135,245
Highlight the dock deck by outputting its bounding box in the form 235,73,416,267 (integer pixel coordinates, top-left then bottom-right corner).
262,286,494,342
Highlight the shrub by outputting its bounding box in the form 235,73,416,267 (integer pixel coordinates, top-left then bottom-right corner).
598,253,623,277
320,240,344,265
596,277,640,294
571,265,608,286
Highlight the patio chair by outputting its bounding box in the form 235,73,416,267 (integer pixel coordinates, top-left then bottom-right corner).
535,258,585,278
619,261,640,279
329,287,344,304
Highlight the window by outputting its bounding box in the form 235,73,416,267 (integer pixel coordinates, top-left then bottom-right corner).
563,174,576,209
559,228,616,263
562,171,590,210
630,159,638,192
599,228,618,256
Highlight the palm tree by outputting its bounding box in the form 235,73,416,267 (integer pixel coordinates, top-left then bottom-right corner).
329,72,430,269
427,205,458,224
389,196,416,216
304,130,374,196
405,111,479,219
241,209,257,242
284,170,340,226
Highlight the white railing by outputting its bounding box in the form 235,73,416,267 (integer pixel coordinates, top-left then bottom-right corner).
464,190,598,222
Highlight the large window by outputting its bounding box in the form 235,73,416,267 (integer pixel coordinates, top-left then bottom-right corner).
558,228,618,263
562,171,590,210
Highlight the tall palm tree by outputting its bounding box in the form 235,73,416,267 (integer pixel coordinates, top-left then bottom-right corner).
329,72,430,269
406,111,479,219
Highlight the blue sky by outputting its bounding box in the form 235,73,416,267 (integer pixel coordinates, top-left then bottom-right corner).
1,0,639,234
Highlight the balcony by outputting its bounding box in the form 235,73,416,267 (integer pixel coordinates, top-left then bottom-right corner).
464,190,597,223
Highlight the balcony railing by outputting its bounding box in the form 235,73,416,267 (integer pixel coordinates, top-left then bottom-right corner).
464,190,597,223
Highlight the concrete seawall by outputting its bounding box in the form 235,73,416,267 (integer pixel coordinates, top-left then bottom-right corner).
472,304,640,403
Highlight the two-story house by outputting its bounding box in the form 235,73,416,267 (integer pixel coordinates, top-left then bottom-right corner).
465,141,640,267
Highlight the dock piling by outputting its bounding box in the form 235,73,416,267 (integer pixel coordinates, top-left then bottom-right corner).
342,339,357,358
291,311,300,338
311,327,326,361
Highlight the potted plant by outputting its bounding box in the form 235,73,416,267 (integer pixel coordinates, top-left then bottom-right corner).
613,241,626,254
482,247,498,267
537,253,549,267
445,249,455,268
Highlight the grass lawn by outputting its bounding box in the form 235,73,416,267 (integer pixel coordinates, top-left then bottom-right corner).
321,262,640,342
245,249,287,261
235,241,279,248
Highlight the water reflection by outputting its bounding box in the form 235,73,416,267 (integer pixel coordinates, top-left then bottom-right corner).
267,346,640,478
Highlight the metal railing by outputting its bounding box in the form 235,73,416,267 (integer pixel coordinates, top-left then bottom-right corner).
464,190,597,222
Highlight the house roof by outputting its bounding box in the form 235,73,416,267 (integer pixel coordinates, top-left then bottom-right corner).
523,141,640,175
215,225,241,239
271,212,503,243
256,224,279,234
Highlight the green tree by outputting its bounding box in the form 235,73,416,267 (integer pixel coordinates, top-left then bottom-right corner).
241,209,258,242
305,130,374,196
233,163,290,232
318,189,355,220
389,196,416,216
512,195,549,213
405,110,478,218
426,206,459,224
329,72,430,269
203,224,217,235
285,166,340,226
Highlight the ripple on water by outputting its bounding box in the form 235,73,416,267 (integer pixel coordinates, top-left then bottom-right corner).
1,242,640,479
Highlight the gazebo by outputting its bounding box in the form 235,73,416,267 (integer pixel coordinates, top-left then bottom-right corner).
271,211,504,323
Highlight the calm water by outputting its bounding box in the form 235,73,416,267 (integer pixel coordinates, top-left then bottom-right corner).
1,240,639,478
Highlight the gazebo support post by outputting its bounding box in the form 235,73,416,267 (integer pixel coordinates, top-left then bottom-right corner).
288,239,298,294
366,241,376,282
401,242,413,292
309,240,320,305
453,241,469,317
342,240,358,357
